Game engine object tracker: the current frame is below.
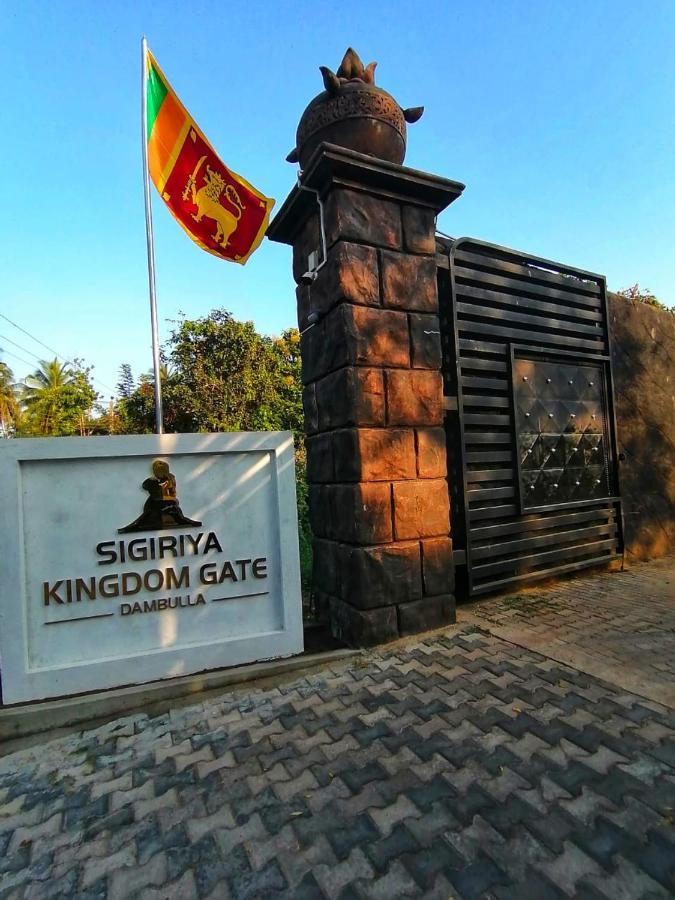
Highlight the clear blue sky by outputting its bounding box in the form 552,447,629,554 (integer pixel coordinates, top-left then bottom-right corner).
2,1,674,399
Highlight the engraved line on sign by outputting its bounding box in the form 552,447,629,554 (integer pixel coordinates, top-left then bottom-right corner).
45,613,116,626
210,591,270,603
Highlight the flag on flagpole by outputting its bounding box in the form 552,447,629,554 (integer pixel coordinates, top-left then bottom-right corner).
145,48,274,264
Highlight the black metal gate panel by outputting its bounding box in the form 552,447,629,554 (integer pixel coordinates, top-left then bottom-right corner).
438,237,622,597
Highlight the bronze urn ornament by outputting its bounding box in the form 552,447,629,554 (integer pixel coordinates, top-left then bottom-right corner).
287,48,424,168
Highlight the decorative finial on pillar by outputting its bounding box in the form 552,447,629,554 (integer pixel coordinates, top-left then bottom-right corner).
286,47,424,167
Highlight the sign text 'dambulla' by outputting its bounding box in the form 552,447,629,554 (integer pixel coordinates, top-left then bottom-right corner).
0,433,303,703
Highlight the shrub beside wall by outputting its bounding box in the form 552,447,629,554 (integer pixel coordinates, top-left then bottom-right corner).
609,293,675,560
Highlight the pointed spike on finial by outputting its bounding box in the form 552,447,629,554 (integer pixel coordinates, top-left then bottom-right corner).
337,47,364,80
403,106,424,124
363,61,377,84
319,65,341,95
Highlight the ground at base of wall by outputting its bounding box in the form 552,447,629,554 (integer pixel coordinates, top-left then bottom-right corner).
0,558,674,898
462,555,675,709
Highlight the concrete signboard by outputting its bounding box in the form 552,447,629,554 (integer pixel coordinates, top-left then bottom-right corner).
0,433,303,704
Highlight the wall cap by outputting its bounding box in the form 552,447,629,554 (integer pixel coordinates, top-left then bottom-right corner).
267,143,465,246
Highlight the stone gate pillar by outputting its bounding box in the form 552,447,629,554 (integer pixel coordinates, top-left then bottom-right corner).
268,144,464,645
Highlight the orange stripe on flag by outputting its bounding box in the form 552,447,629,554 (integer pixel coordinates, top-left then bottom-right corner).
148,92,187,186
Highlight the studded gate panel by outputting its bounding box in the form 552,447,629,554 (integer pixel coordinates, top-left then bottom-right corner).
513,356,613,510
438,237,622,597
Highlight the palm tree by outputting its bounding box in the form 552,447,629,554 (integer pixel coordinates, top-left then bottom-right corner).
0,361,19,437
21,358,77,435
144,362,176,384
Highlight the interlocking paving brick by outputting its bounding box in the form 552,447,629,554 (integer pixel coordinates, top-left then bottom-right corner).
576,855,672,900
623,828,675,891
364,822,420,872
313,847,374,898
273,767,319,802
229,853,288,899
141,868,199,900
447,850,512,898
249,824,332,886
166,833,229,897
354,859,419,899
186,803,236,842
558,786,618,826
333,782,387,819
368,795,421,837
1,560,674,899
466,557,675,709
81,844,136,890
535,840,606,895
108,849,167,900
399,836,465,889
306,775,352,813
493,869,566,900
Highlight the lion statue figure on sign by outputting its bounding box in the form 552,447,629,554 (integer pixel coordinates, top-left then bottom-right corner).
184,155,245,249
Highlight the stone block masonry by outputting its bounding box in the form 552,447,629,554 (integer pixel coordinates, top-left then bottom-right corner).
268,144,464,645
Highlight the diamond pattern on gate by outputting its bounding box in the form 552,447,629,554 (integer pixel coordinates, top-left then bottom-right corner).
514,357,611,508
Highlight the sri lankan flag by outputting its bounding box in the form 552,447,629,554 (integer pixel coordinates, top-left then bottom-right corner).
145,48,274,264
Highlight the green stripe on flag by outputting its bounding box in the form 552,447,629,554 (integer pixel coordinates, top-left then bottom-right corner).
146,62,168,140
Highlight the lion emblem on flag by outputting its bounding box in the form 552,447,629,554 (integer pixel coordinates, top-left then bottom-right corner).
183,155,245,249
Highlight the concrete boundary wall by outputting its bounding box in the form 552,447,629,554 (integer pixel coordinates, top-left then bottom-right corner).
609,294,675,560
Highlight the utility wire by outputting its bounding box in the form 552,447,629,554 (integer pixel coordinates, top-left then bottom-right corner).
0,312,117,395
0,347,35,369
0,332,44,363
0,312,62,360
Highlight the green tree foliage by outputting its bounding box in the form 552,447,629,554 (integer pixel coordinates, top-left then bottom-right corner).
0,361,20,437
18,358,98,436
616,284,672,313
117,312,310,593
119,310,303,438
293,446,312,597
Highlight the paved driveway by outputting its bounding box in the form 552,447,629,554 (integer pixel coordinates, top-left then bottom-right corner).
463,556,675,708
0,561,674,898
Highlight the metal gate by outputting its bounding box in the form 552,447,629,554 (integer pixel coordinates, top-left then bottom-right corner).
437,237,623,597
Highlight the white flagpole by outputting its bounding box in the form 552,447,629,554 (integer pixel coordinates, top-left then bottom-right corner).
141,36,164,435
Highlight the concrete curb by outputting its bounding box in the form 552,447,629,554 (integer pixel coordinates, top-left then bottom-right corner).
0,648,360,746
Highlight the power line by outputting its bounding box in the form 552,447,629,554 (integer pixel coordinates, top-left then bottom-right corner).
0,332,44,363
1,342,119,404
0,312,62,360
0,347,35,369
0,312,117,395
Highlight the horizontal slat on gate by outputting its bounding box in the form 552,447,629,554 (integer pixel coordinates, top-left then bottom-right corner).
461,376,509,391
459,338,506,355
471,538,618,578
471,523,617,560
469,504,519,521
464,413,511,426
457,319,606,352
466,450,513,464
454,282,604,323
454,267,603,309
466,468,514,483
459,358,508,374
470,506,614,539
453,249,601,296
445,237,619,598
456,300,603,337
463,394,510,409
463,432,512,445
469,554,615,595
467,486,515,501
